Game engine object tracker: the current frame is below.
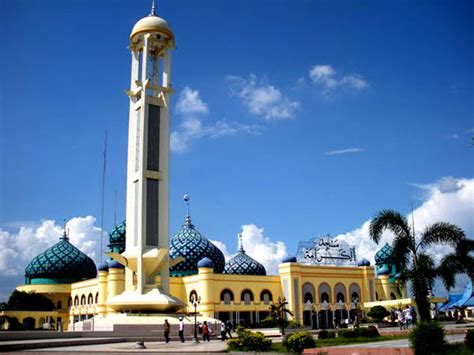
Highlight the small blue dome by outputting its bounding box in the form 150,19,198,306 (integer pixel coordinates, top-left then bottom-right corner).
197,257,214,268
109,260,125,269
378,266,389,275
282,256,297,263
98,261,109,271
357,258,370,267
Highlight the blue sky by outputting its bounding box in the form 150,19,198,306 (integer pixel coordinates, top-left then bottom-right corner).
0,0,473,298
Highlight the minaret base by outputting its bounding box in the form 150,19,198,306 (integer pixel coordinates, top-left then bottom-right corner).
107,287,185,312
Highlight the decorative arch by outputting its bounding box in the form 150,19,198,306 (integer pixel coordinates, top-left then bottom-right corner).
189,290,198,303
95,292,99,304
260,290,273,305
87,293,93,305
318,283,332,303
68,297,72,307
80,295,86,306
349,283,361,303
241,289,254,305
74,296,79,306
220,289,234,305
390,292,396,300
334,283,347,303
302,282,315,303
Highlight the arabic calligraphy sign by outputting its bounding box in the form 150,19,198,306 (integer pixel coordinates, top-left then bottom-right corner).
296,235,356,266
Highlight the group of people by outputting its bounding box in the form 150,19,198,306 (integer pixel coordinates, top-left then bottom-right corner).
163,318,233,343
394,305,417,330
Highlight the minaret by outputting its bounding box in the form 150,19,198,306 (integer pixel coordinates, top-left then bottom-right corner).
107,2,183,312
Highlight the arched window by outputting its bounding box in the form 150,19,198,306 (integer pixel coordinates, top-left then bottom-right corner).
189,290,198,303
95,292,99,304
241,289,254,305
334,283,346,303
80,295,86,306
376,292,379,300
349,283,361,303
56,301,62,309
68,297,72,307
302,282,315,304
260,290,272,305
74,296,79,306
87,293,93,305
319,283,331,303
390,292,396,300
220,289,234,305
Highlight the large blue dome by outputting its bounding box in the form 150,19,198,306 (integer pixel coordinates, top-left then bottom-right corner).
224,239,266,276
25,232,97,285
169,216,225,276
375,243,395,265
108,221,126,254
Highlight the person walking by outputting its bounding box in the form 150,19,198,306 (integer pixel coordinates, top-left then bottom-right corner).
178,316,185,343
220,321,226,341
396,308,404,331
163,319,171,343
404,305,412,329
202,321,210,342
225,320,233,339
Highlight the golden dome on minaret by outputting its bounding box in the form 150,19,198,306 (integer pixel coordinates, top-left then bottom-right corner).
130,1,174,43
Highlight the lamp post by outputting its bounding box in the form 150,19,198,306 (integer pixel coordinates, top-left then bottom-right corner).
191,295,201,343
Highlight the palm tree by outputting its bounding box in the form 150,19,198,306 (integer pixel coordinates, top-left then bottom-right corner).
269,298,293,335
369,209,466,321
437,238,474,290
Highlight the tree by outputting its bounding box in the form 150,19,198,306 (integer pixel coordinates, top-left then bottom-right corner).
5,290,54,311
367,305,390,323
369,209,467,321
269,298,293,335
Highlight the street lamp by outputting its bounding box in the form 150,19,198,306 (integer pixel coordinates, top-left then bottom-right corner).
190,295,201,343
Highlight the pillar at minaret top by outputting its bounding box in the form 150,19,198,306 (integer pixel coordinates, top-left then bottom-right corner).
130,2,174,43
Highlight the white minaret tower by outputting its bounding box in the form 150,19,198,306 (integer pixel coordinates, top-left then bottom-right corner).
107,2,184,312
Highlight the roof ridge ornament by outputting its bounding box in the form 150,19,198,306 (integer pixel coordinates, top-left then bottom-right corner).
60,219,69,241
238,233,245,253
150,0,156,16
183,194,193,228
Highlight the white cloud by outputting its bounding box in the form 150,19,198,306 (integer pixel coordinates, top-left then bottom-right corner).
175,86,208,114
325,147,365,156
0,216,104,301
210,240,232,261
335,177,474,294
240,224,288,274
171,87,262,153
227,75,300,120
309,65,368,95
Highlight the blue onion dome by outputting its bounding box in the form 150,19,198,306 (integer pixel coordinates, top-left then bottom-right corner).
108,221,126,254
197,257,214,268
282,256,297,263
357,258,371,267
98,261,109,272
25,230,97,285
378,265,390,275
224,236,266,276
109,260,125,269
169,215,225,276
374,243,395,265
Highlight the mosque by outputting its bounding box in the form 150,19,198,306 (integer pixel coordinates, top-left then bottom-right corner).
1,3,423,332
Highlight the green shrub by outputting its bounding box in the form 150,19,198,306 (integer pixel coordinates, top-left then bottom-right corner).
464,330,474,350
409,321,446,355
318,330,336,339
227,326,272,352
283,331,317,352
287,320,301,329
367,306,390,323
260,316,276,328
339,326,380,339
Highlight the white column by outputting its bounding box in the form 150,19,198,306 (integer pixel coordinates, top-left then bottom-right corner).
162,49,172,88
